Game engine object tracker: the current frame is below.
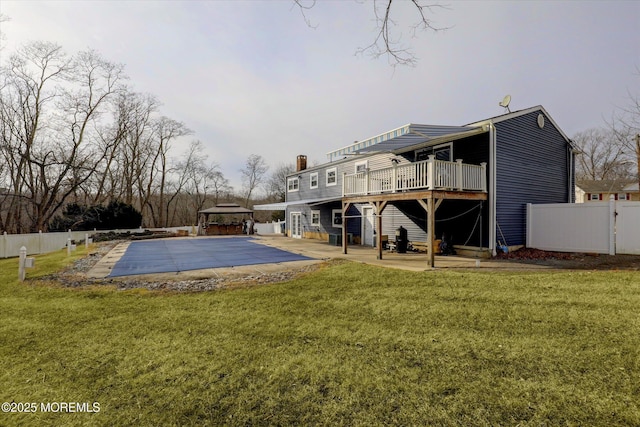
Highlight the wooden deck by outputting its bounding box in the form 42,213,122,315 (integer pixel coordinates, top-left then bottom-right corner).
343,156,487,197
341,188,488,268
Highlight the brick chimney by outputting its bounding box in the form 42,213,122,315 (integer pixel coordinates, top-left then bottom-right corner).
296,155,307,172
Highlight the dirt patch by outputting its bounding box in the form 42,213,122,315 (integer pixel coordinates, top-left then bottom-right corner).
495,247,640,271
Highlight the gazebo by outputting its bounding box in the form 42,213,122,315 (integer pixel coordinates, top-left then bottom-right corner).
198,203,254,236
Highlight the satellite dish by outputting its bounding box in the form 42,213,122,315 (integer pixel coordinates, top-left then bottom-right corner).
499,95,511,113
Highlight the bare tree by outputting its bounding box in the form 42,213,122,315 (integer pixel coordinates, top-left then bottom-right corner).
208,170,232,206
146,116,191,227
0,14,9,51
573,128,634,180
240,154,269,207
0,42,125,231
167,139,229,226
1,39,205,230
266,162,296,202
608,69,640,189
91,89,158,206
295,0,447,67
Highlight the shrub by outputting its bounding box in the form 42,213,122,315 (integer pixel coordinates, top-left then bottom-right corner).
49,201,142,231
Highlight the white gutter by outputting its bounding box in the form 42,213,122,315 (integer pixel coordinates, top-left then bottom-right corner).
488,122,497,256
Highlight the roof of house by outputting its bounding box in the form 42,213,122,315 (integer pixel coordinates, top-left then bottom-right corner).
468,105,574,146
576,179,637,193
326,124,481,161
356,125,485,155
199,203,253,215
325,106,572,162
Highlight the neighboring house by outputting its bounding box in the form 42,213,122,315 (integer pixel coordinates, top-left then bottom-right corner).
575,180,639,202
255,106,576,265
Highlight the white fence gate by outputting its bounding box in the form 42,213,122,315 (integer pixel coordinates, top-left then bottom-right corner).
616,202,640,255
526,201,640,255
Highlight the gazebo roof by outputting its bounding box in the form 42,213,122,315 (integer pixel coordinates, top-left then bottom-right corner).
199,203,253,215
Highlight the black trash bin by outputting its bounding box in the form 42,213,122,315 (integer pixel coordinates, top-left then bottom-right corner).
395,226,408,253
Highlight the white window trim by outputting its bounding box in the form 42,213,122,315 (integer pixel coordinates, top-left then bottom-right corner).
589,193,599,201
310,172,318,189
310,210,320,226
326,167,337,186
287,177,299,192
354,160,368,174
331,209,343,228
618,193,628,201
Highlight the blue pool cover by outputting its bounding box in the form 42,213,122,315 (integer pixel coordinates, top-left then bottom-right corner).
109,237,313,277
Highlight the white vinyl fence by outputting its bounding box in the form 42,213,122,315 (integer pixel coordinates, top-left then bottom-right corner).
254,220,285,235
0,227,195,259
526,201,640,255
1,230,98,259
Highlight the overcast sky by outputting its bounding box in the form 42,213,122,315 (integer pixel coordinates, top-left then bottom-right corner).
1,0,639,191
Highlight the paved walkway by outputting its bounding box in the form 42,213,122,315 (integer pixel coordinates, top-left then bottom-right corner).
256,235,550,271
88,234,549,279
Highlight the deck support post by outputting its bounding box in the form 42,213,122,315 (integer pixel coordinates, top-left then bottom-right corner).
427,198,436,268
342,201,350,254
374,201,388,259
418,198,441,269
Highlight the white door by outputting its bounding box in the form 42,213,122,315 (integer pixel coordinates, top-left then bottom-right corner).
362,206,374,246
291,212,302,239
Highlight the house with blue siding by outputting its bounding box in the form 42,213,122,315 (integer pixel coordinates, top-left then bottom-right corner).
255,106,576,266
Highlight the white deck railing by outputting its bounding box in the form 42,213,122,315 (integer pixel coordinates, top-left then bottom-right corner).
343,155,487,197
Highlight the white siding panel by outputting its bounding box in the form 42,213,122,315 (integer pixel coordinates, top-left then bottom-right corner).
381,205,427,243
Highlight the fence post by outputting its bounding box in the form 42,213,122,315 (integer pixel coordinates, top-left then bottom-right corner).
609,198,616,255
526,203,532,248
67,238,72,256
19,246,26,281
365,168,370,195
342,172,347,196
456,159,463,191
2,231,6,259
392,161,398,193
427,155,435,190
85,233,89,249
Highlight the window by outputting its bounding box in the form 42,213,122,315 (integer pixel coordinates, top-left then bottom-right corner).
589,193,599,201
332,209,342,228
618,193,628,201
287,177,299,192
310,210,320,226
355,160,368,174
326,167,337,186
415,142,453,162
310,172,318,189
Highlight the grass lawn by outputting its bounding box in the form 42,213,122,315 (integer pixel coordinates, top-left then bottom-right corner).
1,248,639,426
